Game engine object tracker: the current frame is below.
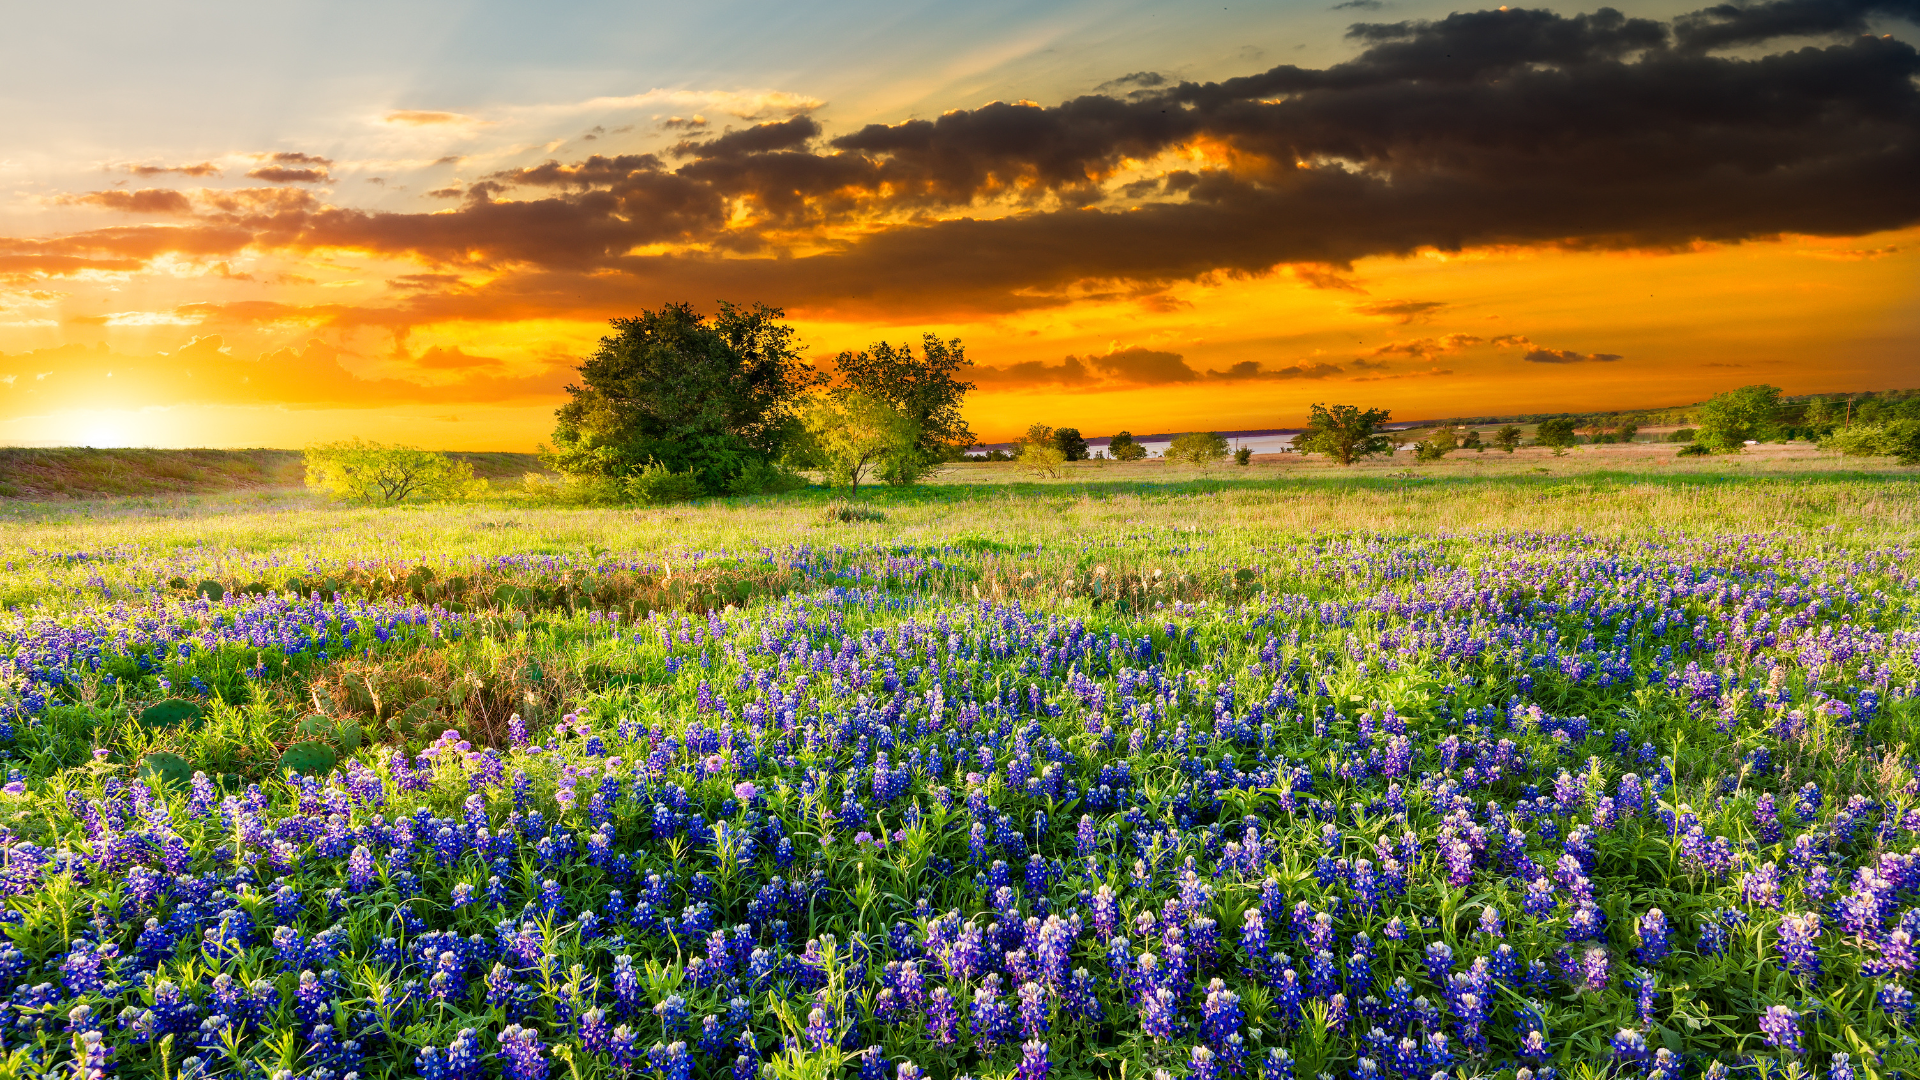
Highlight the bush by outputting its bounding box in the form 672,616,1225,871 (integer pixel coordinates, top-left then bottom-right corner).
625,461,705,505
1233,446,1253,466
1669,428,1698,442
1823,419,1920,465
822,501,887,523
520,472,625,506
1166,431,1230,468
304,439,485,504
725,459,810,496
1677,443,1711,457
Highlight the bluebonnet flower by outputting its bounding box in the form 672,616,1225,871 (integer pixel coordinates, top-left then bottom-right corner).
1759,1005,1801,1052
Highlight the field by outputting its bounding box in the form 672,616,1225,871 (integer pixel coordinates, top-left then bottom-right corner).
1,443,1918,1080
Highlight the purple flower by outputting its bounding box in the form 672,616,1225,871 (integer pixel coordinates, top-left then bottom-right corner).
1759,1005,1801,1053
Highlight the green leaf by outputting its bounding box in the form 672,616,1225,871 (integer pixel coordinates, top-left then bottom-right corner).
195,579,225,601
278,741,338,778
138,751,194,789
138,698,205,730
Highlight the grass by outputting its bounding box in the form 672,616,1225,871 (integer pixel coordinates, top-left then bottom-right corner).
0,447,549,501
0,442,1916,1078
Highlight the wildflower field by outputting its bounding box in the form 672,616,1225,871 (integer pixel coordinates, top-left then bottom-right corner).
4,458,1920,1080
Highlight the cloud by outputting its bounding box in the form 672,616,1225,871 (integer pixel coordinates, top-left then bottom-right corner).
1332,0,1386,9
1354,299,1446,323
413,345,503,369
1675,0,1920,51
1523,348,1624,363
1290,265,1368,292
384,110,486,127
973,347,1342,386
1207,360,1346,379
2,4,1915,327
63,189,194,215
1370,334,1483,360
246,152,335,185
247,166,330,184
122,162,221,178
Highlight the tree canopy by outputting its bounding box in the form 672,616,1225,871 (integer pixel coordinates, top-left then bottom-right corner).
1295,404,1393,465
833,334,975,481
1166,431,1229,468
304,440,483,504
799,390,919,495
1697,384,1783,452
1054,427,1089,461
549,302,822,492
1108,431,1147,461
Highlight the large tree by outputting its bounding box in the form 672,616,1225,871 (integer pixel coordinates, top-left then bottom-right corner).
549,302,822,492
1295,404,1393,465
1053,427,1089,461
834,334,976,482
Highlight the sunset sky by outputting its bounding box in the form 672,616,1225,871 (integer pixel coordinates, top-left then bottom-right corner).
2,0,1915,449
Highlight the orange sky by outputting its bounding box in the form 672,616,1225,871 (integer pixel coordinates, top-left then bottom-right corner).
3,1,1916,448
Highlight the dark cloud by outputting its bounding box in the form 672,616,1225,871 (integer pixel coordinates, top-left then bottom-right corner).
973,349,1341,387
675,116,822,158
1675,0,1920,51
267,152,335,167
1523,347,1625,363
1333,1,1385,9
4,3,1916,326
1208,360,1346,379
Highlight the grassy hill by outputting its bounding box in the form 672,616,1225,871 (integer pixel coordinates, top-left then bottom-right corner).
0,447,548,500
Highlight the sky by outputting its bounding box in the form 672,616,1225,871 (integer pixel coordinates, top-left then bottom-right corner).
1,0,1916,449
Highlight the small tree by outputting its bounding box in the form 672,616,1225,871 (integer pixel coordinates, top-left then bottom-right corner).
1166,432,1230,469
1054,427,1090,461
1535,418,1579,455
1697,384,1783,452
835,334,976,484
1015,422,1066,477
1233,446,1253,466
1461,430,1485,451
1295,404,1393,465
1414,427,1458,463
1493,425,1523,453
1108,431,1148,461
304,440,483,504
799,391,917,495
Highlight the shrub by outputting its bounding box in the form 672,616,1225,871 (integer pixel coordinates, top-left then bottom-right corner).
1823,419,1920,465
1414,427,1459,462
519,472,624,506
725,459,810,496
1669,428,1698,442
626,461,705,505
1233,446,1253,466
1494,425,1523,452
1166,431,1229,468
1677,443,1711,457
304,439,485,504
